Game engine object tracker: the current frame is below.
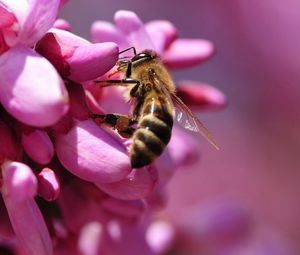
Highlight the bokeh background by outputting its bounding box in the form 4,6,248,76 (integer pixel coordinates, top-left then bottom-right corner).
60,1,300,254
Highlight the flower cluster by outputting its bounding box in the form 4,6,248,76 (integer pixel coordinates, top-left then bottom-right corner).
0,1,225,255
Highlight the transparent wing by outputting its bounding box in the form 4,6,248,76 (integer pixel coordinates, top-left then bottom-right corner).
172,94,219,150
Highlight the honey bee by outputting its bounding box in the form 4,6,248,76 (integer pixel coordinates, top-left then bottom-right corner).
93,47,219,168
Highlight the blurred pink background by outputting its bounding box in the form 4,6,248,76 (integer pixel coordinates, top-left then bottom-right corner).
60,1,300,254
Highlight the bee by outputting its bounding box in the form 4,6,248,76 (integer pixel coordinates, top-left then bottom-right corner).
93,47,219,168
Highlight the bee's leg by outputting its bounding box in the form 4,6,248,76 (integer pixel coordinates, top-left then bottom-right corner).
94,78,139,88
91,113,136,138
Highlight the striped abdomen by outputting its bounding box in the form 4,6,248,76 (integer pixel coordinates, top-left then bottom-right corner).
130,96,174,168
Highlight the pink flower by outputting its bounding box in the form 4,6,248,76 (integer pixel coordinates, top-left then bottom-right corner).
0,5,225,255
0,0,69,127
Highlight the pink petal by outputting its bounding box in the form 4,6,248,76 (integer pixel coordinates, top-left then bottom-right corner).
36,29,119,82
53,18,71,31
175,202,252,247
0,46,69,127
37,168,60,201
146,221,175,254
102,221,154,255
78,222,103,255
1,183,52,255
35,30,89,78
114,10,155,53
68,42,119,82
163,39,214,69
1,161,37,202
145,20,178,55
97,166,158,200
166,127,201,168
22,129,54,164
8,0,60,47
177,81,227,111
91,20,128,49
55,119,131,183
0,119,22,164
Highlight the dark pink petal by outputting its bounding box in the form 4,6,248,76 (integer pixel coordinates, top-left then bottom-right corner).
22,129,54,164
0,197,14,239
177,81,227,111
0,46,69,127
97,166,158,200
114,10,155,53
55,120,131,183
1,161,37,202
68,42,119,82
0,120,22,164
67,82,90,120
91,20,128,49
146,221,175,255
1,180,52,255
145,20,178,55
101,197,146,218
37,168,60,201
53,18,71,31
8,0,60,47
48,112,74,135
163,39,214,69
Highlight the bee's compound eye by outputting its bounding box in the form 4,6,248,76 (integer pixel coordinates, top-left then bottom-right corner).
132,53,151,62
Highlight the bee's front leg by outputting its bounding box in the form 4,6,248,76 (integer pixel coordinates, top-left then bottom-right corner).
91,113,136,138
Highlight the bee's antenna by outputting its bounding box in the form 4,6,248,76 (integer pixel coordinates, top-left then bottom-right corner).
119,47,136,56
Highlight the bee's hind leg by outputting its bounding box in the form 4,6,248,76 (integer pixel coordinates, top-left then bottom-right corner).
91,113,136,138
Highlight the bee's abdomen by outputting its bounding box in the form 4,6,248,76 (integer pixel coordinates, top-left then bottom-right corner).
130,114,173,168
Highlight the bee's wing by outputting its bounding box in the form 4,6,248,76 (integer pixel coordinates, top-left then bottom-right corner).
172,94,219,150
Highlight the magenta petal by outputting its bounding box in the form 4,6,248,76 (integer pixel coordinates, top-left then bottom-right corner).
97,166,158,200
58,180,107,232
177,81,227,111
163,39,214,69
91,20,128,49
22,129,54,164
114,10,155,53
68,42,119,82
0,46,69,127
0,4,17,29
102,197,145,218
1,193,52,255
37,168,60,201
15,0,60,46
1,161,37,202
145,20,178,55
55,120,131,183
